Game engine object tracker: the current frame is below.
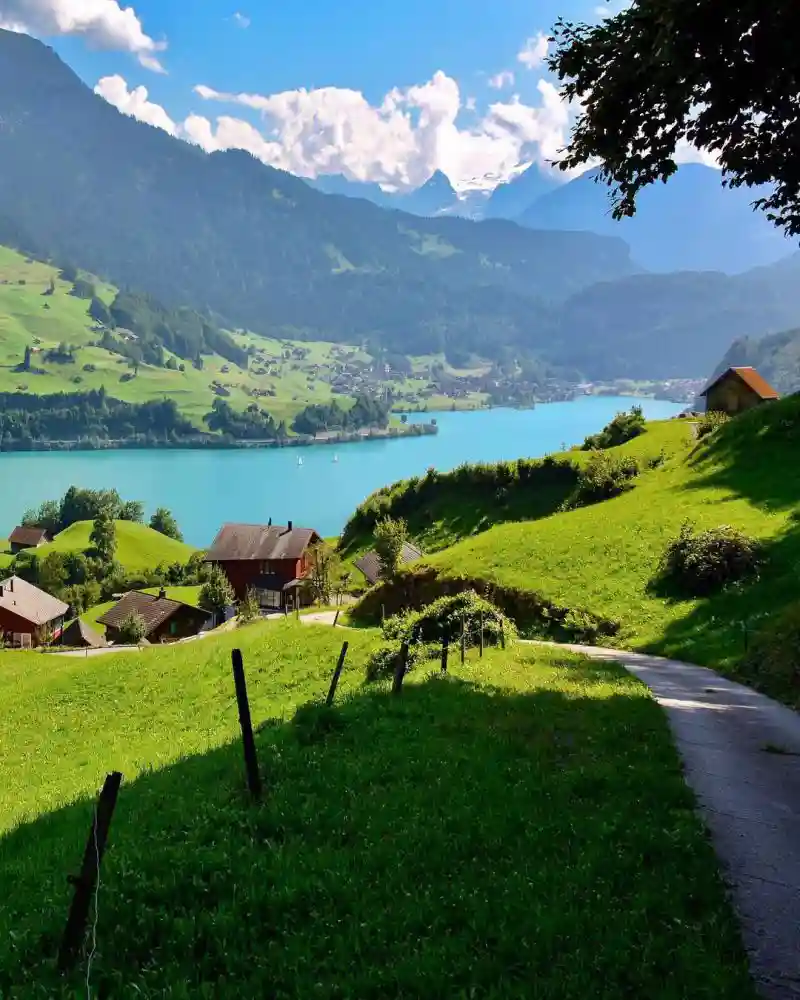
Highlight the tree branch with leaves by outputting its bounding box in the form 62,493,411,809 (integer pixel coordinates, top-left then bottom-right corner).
548,1,800,237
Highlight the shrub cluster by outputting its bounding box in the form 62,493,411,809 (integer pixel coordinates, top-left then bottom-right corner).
561,453,640,510
341,455,578,548
582,406,646,450
365,591,516,681
695,411,730,439
658,522,762,596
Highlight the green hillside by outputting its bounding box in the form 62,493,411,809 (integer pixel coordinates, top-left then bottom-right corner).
0,621,752,997
353,399,800,700
31,520,196,573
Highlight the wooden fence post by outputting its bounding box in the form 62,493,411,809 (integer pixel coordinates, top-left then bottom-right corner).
392,642,409,695
381,604,386,625
479,611,484,657
332,610,340,628
460,613,466,664
231,649,262,799
441,632,449,674
326,641,349,706
500,621,506,650
58,771,123,972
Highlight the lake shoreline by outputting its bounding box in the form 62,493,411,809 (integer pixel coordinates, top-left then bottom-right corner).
0,421,439,454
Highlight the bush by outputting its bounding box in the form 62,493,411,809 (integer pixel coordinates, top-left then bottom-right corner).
365,640,440,682
740,603,800,707
382,590,516,647
696,411,730,439
582,406,646,450
658,522,762,596
117,612,147,644
562,453,639,510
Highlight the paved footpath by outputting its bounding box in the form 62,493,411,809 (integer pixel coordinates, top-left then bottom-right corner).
550,644,800,1000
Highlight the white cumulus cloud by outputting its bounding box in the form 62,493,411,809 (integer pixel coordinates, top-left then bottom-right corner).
0,0,165,70
94,74,176,132
232,11,249,28
93,63,719,194
517,32,549,70
488,70,515,90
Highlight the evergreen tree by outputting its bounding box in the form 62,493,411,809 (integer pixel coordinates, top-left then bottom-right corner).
89,509,116,566
150,507,183,541
199,565,235,616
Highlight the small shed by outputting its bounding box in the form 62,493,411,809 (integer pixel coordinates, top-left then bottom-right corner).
700,367,780,416
60,618,108,649
355,542,423,586
8,526,51,554
97,589,207,644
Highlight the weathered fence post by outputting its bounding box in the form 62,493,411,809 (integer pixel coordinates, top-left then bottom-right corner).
460,613,466,664
58,771,123,972
381,604,386,625
479,611,484,657
441,631,449,674
326,641,349,706
332,610,340,628
392,642,409,695
500,621,506,650
231,649,262,799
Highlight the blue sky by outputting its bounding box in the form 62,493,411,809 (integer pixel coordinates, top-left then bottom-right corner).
1,0,665,191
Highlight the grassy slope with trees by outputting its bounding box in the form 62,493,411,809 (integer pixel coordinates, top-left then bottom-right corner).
348,399,800,703
0,620,753,997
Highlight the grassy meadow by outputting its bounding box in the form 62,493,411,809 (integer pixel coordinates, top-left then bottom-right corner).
0,244,489,427
0,621,753,998
391,401,800,683
27,520,197,574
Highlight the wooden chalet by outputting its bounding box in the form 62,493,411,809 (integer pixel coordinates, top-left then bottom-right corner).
204,521,322,611
8,525,51,554
60,618,108,649
0,575,68,646
701,367,780,416
97,589,207,644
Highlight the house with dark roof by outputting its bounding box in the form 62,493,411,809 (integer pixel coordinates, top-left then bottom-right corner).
0,575,68,646
700,367,780,416
355,542,423,586
205,521,322,610
97,589,208,644
8,525,51,554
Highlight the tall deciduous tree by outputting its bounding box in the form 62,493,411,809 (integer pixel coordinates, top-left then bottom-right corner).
89,510,116,566
549,1,800,236
199,565,235,616
374,516,409,580
149,507,183,541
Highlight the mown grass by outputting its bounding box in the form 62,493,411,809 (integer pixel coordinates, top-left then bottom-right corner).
0,624,752,998
31,520,196,573
417,401,800,684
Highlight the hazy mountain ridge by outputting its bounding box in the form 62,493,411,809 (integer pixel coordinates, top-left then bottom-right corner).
1,30,799,382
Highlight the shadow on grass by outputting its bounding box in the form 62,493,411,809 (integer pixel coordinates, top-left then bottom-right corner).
645,524,800,688
0,674,753,999
682,396,800,514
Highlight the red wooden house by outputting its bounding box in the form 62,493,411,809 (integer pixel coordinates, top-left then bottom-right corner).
204,522,321,611
0,575,68,646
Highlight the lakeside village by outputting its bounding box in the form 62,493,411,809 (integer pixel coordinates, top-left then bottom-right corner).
250,344,705,412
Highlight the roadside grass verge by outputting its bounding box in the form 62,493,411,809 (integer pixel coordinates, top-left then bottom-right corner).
0,638,752,998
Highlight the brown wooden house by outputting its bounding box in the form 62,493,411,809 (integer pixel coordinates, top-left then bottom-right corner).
8,526,51,554
700,367,780,416
205,522,321,611
0,575,68,646
97,589,208,644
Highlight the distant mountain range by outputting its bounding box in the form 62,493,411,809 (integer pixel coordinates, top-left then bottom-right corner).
309,161,795,276
0,29,799,382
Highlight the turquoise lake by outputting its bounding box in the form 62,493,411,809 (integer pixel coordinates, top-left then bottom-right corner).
0,397,683,545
